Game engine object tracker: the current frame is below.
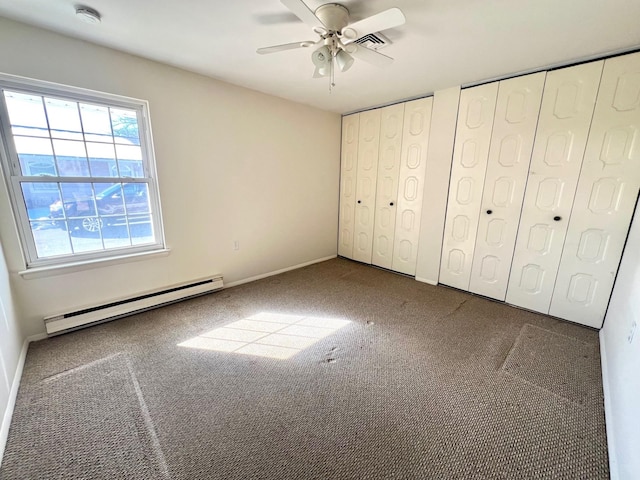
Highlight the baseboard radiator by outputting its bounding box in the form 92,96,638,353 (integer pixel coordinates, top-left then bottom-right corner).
44,276,224,336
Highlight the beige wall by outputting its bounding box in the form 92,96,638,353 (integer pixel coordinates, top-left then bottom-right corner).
0,17,341,337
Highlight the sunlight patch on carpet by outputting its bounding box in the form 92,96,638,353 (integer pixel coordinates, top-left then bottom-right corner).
178,311,351,359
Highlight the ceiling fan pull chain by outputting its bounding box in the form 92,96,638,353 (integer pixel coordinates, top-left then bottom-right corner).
330,55,335,92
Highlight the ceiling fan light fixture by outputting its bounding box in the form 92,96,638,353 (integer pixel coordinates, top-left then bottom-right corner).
336,49,354,72
313,65,331,78
311,45,331,67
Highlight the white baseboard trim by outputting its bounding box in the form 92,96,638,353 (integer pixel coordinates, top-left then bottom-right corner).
0,333,45,467
225,255,337,289
599,331,618,480
26,333,48,343
0,334,46,466
415,276,438,286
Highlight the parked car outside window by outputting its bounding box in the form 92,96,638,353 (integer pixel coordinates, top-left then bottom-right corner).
49,182,151,235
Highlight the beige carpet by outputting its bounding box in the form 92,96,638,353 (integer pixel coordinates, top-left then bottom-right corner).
0,258,608,479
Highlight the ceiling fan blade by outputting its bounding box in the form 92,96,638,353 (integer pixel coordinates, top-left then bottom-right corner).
281,0,326,29
342,8,406,41
349,44,394,67
257,41,317,55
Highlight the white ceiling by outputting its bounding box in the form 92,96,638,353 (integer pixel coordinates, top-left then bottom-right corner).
1,0,639,114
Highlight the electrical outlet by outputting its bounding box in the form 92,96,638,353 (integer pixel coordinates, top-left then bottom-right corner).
628,320,637,344
233,240,240,251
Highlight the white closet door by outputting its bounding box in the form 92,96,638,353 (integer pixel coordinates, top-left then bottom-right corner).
439,83,499,289
353,109,382,264
338,113,360,258
392,97,433,275
469,72,546,300
550,52,640,328
372,104,405,269
506,61,604,313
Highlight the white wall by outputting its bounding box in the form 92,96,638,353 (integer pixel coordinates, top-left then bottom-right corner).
0,17,341,337
0,238,24,465
601,199,640,480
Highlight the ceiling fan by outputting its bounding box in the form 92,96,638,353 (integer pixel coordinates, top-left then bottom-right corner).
257,0,406,79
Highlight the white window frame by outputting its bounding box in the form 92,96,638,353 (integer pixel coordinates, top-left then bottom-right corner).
0,73,165,270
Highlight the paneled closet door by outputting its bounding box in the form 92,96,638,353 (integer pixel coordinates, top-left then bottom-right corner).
505,61,604,313
469,72,546,300
338,113,360,258
352,109,382,264
439,83,499,289
372,104,405,269
549,52,640,328
392,97,433,275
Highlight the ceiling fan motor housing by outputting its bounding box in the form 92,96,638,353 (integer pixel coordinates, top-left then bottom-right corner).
314,4,350,32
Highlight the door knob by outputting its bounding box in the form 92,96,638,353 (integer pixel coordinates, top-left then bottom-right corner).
390,202,394,206
553,216,561,221
357,200,361,204
486,209,493,215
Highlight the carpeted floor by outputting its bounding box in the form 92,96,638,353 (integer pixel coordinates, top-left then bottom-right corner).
0,258,609,479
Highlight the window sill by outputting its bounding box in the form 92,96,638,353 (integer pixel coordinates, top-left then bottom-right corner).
18,248,171,279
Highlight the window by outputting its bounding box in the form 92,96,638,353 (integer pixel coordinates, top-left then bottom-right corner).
0,74,164,269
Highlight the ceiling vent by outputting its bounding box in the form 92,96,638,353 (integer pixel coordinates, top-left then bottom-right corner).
353,32,391,50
